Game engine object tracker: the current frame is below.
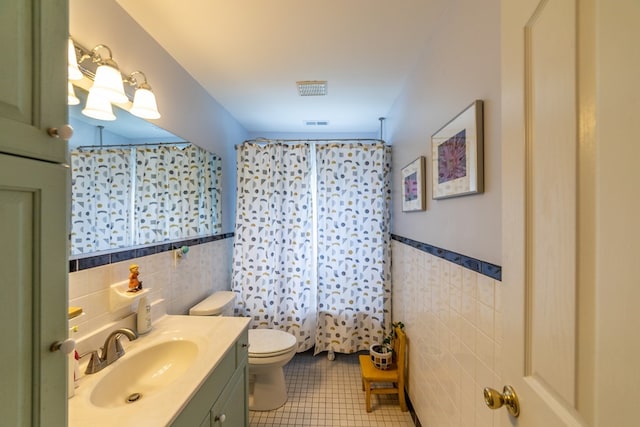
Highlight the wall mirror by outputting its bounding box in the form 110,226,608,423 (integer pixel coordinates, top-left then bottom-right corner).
68,88,222,258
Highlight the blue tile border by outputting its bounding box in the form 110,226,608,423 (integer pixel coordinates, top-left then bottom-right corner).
391,234,502,281
69,231,501,282
69,232,235,273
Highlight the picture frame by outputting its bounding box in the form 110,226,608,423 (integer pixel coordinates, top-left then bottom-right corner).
431,100,484,199
401,156,426,212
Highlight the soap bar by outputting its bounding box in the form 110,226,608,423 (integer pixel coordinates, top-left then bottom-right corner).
68,306,83,319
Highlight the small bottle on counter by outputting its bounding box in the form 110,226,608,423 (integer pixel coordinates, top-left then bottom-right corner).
136,295,152,334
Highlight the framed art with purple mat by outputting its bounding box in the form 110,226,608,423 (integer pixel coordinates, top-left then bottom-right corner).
431,100,484,199
401,156,426,212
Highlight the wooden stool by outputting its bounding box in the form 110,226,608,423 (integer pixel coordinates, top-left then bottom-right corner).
358,326,407,412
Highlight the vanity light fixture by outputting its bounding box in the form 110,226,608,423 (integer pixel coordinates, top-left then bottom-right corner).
84,45,128,104
82,89,116,121
127,71,161,119
68,37,161,121
67,82,80,106
68,38,83,81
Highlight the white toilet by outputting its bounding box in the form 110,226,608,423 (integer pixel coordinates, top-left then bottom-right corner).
189,291,297,411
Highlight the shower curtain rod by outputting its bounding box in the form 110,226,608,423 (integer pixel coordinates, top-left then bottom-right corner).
238,137,386,147
74,141,190,150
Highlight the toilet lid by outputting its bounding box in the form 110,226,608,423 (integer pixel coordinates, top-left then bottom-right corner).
249,329,297,357
189,291,235,316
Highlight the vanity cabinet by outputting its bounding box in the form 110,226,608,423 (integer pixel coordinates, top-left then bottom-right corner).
211,363,248,426
171,328,249,427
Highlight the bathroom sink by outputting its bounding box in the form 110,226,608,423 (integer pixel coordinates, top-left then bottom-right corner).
69,315,251,427
90,339,199,408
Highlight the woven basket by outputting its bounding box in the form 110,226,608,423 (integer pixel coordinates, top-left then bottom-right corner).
369,344,393,370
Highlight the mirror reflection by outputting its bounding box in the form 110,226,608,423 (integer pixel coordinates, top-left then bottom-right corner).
68,89,222,257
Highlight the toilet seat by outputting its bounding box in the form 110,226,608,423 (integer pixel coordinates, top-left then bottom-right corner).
249,329,297,358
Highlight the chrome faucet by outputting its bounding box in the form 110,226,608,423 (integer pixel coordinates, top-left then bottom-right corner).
84,328,138,374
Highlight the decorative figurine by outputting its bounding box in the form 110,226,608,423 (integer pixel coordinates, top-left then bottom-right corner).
128,264,143,292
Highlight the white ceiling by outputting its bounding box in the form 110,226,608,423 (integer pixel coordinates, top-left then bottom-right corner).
115,0,446,135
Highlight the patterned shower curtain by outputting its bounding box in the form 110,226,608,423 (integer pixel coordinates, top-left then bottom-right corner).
314,142,392,354
70,148,132,255
135,145,222,244
232,141,392,355
232,142,317,352
70,144,221,255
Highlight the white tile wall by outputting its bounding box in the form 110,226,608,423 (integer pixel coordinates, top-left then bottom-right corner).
68,238,233,350
392,241,502,427
68,236,500,426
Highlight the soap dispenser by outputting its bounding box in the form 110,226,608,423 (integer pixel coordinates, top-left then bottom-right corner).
136,295,152,334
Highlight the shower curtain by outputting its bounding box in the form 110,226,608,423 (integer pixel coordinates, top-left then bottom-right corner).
69,148,133,254
232,140,392,355
232,142,317,351
313,142,392,355
135,144,222,244
69,144,222,255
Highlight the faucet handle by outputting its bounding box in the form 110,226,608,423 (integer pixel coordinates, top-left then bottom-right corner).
83,350,105,374
114,335,126,358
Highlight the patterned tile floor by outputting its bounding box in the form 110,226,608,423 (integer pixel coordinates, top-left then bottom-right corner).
249,350,415,427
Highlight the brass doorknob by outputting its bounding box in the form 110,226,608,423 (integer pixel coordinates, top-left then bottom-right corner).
483,385,520,417
47,124,74,140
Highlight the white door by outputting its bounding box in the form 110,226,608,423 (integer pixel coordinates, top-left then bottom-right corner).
500,0,640,425
500,0,585,424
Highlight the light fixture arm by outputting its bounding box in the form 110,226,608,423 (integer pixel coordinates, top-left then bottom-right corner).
90,44,113,62
125,71,152,90
77,44,117,68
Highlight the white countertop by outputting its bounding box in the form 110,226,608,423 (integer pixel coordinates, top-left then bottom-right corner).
68,315,250,427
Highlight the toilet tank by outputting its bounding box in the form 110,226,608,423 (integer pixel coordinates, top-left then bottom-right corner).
189,291,236,316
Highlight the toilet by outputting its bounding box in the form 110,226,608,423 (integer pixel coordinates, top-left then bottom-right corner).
189,291,297,411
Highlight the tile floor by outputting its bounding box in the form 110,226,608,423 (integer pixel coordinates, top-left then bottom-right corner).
249,350,416,427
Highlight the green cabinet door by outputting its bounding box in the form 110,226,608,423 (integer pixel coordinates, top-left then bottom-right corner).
0,0,69,426
211,365,249,427
0,0,68,162
0,154,69,426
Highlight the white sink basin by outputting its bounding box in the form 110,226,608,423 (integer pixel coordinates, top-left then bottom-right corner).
69,315,250,427
90,339,198,408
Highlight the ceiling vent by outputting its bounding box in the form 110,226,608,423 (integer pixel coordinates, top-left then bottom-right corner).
297,80,328,96
304,120,329,126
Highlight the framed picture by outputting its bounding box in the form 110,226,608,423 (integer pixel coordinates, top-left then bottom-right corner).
401,156,426,211
431,100,484,199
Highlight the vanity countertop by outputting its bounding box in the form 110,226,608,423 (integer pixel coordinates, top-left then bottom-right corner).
68,315,250,427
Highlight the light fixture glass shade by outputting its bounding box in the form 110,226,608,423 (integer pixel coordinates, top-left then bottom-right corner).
68,39,83,81
82,89,116,121
91,63,128,104
130,87,161,119
67,82,80,105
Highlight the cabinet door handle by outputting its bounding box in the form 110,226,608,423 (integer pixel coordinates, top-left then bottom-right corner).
214,413,226,423
47,124,74,140
50,338,75,354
